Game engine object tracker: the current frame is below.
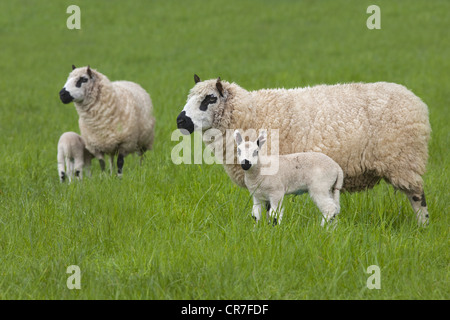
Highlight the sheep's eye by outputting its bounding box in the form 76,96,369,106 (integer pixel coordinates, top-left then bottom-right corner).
76,77,88,88
199,94,218,111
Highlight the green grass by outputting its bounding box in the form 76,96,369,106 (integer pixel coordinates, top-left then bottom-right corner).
0,0,448,299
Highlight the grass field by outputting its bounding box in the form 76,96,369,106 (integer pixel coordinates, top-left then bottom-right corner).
0,0,448,300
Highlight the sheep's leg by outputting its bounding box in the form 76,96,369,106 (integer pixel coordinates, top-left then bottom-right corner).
310,191,339,227
117,154,124,177
85,156,92,177
96,153,106,172
405,191,429,226
251,196,263,222
268,195,284,226
109,154,115,176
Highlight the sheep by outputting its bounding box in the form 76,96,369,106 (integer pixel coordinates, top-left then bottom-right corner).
59,65,155,177
176,75,431,225
234,130,343,226
57,131,94,182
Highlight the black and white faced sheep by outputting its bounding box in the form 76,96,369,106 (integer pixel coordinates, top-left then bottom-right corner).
176,75,431,225
59,65,155,177
57,131,94,182
235,130,343,226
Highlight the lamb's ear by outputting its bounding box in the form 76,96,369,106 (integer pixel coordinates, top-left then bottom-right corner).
194,74,201,84
216,77,224,97
234,130,243,146
72,64,76,70
87,65,93,79
257,131,267,148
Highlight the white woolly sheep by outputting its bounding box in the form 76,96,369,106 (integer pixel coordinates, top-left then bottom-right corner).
234,130,343,226
59,65,155,176
177,75,431,225
57,131,94,182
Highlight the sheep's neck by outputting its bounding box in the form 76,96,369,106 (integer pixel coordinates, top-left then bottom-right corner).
75,80,116,121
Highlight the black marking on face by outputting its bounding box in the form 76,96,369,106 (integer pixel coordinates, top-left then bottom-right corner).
421,192,427,207
59,88,74,104
76,76,88,88
199,94,217,111
176,111,194,134
412,196,421,202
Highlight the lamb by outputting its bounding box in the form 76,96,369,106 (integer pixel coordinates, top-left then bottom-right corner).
176,75,431,225
57,131,94,182
59,65,155,176
234,130,343,226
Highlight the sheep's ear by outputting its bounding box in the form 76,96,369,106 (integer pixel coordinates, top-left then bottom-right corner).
87,65,93,79
234,130,243,146
194,74,201,84
216,77,224,97
257,131,267,148
72,64,76,70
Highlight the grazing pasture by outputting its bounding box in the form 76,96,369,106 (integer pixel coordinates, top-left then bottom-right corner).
0,0,448,299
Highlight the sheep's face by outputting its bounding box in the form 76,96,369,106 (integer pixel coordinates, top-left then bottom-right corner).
177,76,225,134
234,130,266,171
59,65,94,104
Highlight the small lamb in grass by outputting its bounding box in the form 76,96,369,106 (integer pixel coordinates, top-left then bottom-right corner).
57,131,94,182
234,130,344,226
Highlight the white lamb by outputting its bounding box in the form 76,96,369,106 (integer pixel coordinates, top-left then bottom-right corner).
234,130,344,226
57,131,94,182
59,65,155,177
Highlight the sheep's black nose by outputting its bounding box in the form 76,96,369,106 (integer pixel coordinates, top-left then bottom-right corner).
176,111,194,134
241,159,251,170
59,88,74,104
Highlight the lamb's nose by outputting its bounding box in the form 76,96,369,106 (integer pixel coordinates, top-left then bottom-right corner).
241,159,251,170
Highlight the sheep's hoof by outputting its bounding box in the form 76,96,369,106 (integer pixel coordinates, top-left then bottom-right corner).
271,218,278,227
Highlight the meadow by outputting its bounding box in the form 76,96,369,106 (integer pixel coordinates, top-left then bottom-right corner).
0,0,448,300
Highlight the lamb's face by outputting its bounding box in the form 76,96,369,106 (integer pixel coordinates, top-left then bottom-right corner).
59,66,94,104
234,130,266,171
236,141,259,171
177,76,225,134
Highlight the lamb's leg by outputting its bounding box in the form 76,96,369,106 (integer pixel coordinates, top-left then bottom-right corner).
57,149,66,183
405,190,429,226
74,157,84,180
268,195,284,226
117,154,124,177
252,196,262,222
310,191,339,227
66,157,73,183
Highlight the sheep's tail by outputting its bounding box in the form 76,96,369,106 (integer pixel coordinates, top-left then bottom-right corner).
333,167,344,206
